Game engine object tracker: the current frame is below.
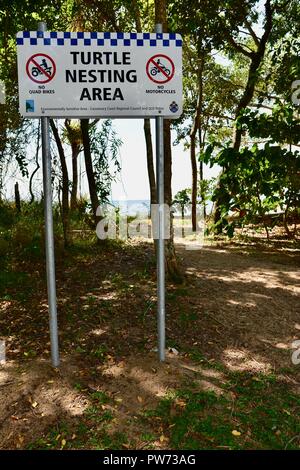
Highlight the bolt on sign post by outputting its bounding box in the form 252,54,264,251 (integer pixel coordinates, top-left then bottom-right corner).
16,24,182,365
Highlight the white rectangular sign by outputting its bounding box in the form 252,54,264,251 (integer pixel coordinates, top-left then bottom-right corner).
16,31,182,119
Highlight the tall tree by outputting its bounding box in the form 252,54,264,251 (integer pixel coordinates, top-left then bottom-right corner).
80,119,99,225
231,0,273,150
50,119,70,246
132,0,157,206
64,119,82,210
29,121,41,203
155,0,181,281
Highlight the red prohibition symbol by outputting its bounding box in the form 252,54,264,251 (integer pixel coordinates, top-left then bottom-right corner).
146,54,175,84
26,53,56,84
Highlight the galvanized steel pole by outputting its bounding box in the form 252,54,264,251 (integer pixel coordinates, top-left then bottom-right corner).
155,23,166,362
38,22,60,367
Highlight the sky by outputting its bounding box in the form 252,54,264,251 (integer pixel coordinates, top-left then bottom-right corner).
111,118,220,201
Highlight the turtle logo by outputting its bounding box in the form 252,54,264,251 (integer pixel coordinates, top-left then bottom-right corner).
26,100,34,112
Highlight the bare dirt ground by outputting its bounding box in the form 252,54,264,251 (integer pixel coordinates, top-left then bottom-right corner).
0,237,299,449
178,241,300,371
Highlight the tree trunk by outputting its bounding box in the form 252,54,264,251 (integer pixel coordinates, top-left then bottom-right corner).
70,142,80,210
181,206,185,239
164,119,182,282
199,159,203,181
65,119,81,211
198,76,206,219
190,84,201,233
213,197,223,233
144,119,156,205
14,182,21,213
133,2,157,206
190,55,204,231
155,0,182,282
234,60,270,150
80,119,99,225
49,119,70,247
283,206,293,239
155,0,168,31
199,159,206,218
29,121,40,204
233,2,272,150
190,132,198,232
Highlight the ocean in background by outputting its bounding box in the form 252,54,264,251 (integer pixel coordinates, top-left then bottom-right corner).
111,200,150,216
110,199,213,216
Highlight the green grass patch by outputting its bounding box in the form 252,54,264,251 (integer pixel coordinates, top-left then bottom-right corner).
0,270,32,301
141,366,300,450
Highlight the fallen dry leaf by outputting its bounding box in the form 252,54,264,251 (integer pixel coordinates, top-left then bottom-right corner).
175,399,186,408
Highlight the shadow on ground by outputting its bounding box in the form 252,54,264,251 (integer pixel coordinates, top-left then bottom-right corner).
0,238,300,449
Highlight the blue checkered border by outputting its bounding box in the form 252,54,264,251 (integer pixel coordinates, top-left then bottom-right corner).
16,32,182,47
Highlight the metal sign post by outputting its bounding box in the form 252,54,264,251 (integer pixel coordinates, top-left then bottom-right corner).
39,22,60,368
155,23,165,362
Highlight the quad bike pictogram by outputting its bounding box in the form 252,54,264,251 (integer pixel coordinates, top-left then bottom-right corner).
31,58,52,77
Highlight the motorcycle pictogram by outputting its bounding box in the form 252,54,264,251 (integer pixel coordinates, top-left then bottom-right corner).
150,59,171,76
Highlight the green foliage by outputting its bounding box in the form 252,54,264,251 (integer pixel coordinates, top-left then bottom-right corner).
0,200,16,230
173,189,191,215
269,35,300,100
204,96,300,236
1,0,299,240
169,0,259,50
0,201,67,259
205,142,300,236
237,104,300,146
90,119,122,203
198,177,216,209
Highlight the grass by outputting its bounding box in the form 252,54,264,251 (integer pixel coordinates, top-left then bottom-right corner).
27,389,129,450
188,348,227,373
139,364,300,450
0,270,32,301
179,310,198,326
90,345,108,360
